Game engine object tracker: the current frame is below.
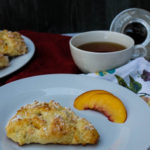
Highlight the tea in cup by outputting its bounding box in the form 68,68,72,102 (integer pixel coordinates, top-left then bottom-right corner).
69,31,147,73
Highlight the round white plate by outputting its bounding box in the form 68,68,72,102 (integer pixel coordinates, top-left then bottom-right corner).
0,74,150,150
0,35,35,78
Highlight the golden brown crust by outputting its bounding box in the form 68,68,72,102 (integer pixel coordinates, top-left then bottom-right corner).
6,100,99,146
0,30,27,56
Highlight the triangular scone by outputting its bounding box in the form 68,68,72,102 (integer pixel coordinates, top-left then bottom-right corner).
0,30,27,57
6,100,99,146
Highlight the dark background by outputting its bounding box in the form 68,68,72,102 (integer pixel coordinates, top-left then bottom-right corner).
0,0,150,33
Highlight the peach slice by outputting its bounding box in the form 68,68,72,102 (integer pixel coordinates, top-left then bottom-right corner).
74,90,111,110
74,90,127,123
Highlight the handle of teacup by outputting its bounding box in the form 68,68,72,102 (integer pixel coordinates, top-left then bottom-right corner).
132,45,147,59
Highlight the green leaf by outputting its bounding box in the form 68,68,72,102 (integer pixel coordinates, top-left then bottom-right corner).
128,75,142,93
115,74,142,94
115,75,129,88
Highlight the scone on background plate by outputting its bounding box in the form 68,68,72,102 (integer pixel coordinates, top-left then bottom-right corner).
0,54,9,68
0,30,27,57
6,100,99,146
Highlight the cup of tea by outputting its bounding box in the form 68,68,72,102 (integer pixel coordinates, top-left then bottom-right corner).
69,31,147,73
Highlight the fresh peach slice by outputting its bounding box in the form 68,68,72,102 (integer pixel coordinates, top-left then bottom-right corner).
74,91,127,123
74,90,111,110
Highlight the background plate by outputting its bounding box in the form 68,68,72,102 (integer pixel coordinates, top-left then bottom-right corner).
0,35,35,78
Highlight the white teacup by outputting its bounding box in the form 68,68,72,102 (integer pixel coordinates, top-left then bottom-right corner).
69,31,147,73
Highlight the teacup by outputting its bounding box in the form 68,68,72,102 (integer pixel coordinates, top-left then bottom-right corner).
69,31,147,73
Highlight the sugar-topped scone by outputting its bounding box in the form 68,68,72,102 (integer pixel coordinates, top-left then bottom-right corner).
6,100,99,146
0,30,27,57
0,53,9,68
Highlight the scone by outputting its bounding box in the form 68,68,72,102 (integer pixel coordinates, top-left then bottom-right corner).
6,100,99,146
0,30,27,56
0,53,9,68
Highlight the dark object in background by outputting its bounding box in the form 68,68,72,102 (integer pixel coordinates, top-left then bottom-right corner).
123,22,147,44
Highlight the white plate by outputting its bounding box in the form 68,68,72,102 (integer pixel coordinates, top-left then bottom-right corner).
0,35,35,78
0,74,150,150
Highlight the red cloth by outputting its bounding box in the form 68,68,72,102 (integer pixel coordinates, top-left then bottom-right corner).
0,31,81,85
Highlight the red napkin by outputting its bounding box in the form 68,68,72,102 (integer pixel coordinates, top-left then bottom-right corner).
0,31,81,85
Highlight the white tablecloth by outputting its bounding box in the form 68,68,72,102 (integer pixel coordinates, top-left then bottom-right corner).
85,57,150,105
